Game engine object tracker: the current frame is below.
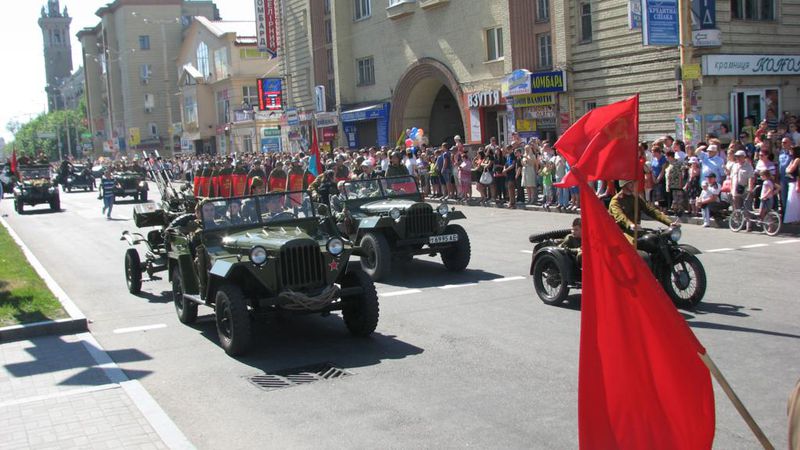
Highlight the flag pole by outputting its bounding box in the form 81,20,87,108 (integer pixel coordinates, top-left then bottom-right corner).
699,352,775,449
633,95,640,248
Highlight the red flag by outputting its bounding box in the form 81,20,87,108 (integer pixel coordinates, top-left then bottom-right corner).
10,149,18,175
555,96,639,187
577,186,715,449
308,130,323,177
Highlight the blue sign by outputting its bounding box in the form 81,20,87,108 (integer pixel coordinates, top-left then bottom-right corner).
261,137,282,153
691,0,715,30
629,0,642,29
504,69,532,97
642,0,679,46
341,103,389,123
530,71,567,93
343,123,358,149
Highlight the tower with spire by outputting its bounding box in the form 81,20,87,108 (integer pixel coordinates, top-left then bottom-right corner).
39,0,73,112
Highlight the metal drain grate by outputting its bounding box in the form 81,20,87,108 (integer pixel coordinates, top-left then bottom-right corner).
248,363,352,391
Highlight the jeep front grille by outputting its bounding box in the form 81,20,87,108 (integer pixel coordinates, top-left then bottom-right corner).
406,204,437,237
279,243,326,290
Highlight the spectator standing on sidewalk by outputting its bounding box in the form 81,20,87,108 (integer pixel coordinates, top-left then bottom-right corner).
650,146,667,206
100,170,115,219
779,137,794,218
784,147,800,224
729,150,755,210
665,150,685,215
697,144,726,181
521,145,539,205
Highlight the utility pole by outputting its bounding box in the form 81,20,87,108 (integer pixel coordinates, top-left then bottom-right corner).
678,0,693,137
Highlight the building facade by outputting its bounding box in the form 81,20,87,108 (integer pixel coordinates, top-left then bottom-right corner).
176,17,280,155
39,0,74,112
78,0,219,156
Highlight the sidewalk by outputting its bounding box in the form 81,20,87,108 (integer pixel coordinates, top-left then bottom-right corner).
0,333,171,450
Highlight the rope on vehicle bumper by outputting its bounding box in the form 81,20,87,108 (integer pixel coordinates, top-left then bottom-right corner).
279,285,340,311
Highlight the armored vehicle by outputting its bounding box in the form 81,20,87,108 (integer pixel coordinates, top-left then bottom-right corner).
112,170,148,202
338,175,471,281
63,164,94,192
13,165,60,213
122,191,378,356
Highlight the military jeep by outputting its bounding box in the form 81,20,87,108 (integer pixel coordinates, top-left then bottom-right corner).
13,165,60,213
338,175,471,281
63,164,95,192
112,170,148,202
122,191,379,356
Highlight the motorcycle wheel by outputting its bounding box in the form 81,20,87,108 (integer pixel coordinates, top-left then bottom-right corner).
728,209,745,232
532,253,570,305
662,252,706,308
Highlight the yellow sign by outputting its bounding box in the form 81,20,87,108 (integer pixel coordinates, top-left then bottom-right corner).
516,119,537,132
128,127,141,146
511,93,556,108
682,64,701,80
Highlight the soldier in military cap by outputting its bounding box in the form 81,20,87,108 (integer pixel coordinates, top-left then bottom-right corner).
609,179,680,244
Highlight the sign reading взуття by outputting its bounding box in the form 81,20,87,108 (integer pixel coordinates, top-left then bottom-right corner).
702,54,800,76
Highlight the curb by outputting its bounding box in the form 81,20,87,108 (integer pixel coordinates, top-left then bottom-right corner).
0,215,88,342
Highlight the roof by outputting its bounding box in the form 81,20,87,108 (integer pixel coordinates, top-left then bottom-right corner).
181,63,204,82
194,16,256,41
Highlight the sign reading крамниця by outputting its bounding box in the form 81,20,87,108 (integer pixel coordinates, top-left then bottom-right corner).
702,54,800,76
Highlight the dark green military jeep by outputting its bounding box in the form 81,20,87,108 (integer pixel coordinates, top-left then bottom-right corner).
338,175,471,281
123,190,378,356
13,165,60,213
112,170,148,202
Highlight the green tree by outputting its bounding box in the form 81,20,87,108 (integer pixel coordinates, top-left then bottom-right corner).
4,94,89,161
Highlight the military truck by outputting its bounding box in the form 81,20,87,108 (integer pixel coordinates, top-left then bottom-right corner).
112,170,148,202
121,190,378,356
13,165,60,213
338,175,471,281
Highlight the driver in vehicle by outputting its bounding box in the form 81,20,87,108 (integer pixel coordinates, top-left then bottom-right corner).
201,201,225,229
609,180,680,244
225,201,245,225
262,194,287,219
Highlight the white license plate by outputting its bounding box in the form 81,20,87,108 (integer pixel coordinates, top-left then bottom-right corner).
124,189,137,194
429,234,458,244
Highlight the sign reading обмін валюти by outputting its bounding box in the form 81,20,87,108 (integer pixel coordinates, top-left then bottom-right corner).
702,55,800,76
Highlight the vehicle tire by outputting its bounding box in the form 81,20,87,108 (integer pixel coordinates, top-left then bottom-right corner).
50,195,60,212
360,232,391,281
140,191,148,202
89,184,94,192
172,267,197,324
124,249,143,295
215,284,251,356
341,269,379,336
133,193,139,202
66,186,72,193
15,200,23,214
440,224,470,271
762,210,781,236
532,252,570,305
661,251,706,308
729,209,745,232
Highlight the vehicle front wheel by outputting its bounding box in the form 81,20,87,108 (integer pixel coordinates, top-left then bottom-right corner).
440,224,471,271
729,209,745,232
662,251,707,308
140,191,148,202
50,195,60,212
360,232,391,281
124,249,142,294
172,267,197,324
215,284,252,356
341,269,379,336
532,252,570,305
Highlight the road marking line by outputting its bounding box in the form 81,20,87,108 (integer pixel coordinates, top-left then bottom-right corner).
492,276,526,283
0,383,120,408
380,289,423,297
520,250,533,254
705,248,734,253
113,323,167,334
740,244,769,249
775,239,800,245
439,283,479,290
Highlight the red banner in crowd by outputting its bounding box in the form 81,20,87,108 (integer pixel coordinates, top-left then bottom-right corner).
268,175,286,192
231,174,248,197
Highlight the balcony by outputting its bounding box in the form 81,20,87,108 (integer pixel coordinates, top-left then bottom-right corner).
419,0,449,10
387,0,416,19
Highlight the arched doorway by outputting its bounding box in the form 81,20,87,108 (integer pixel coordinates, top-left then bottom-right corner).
390,58,465,147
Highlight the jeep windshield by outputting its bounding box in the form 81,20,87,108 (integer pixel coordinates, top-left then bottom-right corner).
19,167,51,180
343,176,420,200
201,192,315,231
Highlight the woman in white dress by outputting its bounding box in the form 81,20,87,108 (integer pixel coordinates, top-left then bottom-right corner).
784,147,800,224
521,144,540,205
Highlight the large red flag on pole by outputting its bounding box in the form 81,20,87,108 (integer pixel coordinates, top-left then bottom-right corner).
10,149,18,175
555,95,639,188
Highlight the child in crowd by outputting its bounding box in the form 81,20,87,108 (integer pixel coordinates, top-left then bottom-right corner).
759,170,777,220
540,161,555,210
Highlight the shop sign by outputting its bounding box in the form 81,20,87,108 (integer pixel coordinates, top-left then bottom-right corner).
254,0,277,56
682,64,701,80
701,54,800,76
467,90,501,108
523,106,556,120
531,71,567,93
691,0,716,30
233,109,255,122
343,123,358,148
516,119,537,132
255,110,280,121
315,112,339,128
299,111,315,122
511,93,556,107
261,135,282,152
642,0,679,46
502,69,532,97
285,108,299,126
261,127,281,138
629,0,642,29
692,29,721,47
341,103,389,122
468,109,481,143
322,127,337,141
257,78,282,111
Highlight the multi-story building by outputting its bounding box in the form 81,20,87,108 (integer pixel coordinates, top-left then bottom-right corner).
78,0,219,156
39,0,74,112
282,0,512,150
59,67,84,111
176,17,280,155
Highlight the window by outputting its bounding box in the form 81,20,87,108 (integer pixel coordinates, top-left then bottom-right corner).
327,78,336,103
327,48,334,74
731,0,774,20
184,95,198,125
148,122,158,136
139,64,152,85
216,90,230,124
324,0,331,14
139,35,150,50
324,19,333,44
357,56,375,86
537,33,552,69
242,86,259,108
243,135,253,153
197,42,210,79
54,31,62,44
354,0,371,20
536,0,550,21
580,2,593,43
144,93,155,113
486,27,504,61
213,48,229,80
585,101,597,113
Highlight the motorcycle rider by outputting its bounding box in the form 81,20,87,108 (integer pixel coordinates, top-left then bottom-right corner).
609,179,680,245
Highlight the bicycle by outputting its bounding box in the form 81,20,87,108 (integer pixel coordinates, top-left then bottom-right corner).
728,191,782,236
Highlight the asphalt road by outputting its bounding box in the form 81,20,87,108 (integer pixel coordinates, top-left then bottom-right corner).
1,187,798,449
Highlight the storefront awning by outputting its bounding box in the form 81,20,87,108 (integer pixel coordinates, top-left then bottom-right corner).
341,103,390,123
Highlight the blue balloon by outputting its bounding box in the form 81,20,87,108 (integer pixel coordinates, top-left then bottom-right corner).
410,127,419,138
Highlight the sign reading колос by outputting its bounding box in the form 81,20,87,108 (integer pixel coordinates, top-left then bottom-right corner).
702,54,800,76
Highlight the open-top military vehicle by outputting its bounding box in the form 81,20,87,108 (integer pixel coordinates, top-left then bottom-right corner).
337,175,470,281
112,169,148,202
63,164,94,192
13,165,60,213
122,190,378,356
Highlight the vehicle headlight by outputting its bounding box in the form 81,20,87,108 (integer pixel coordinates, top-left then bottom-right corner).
249,246,267,265
670,227,682,242
327,238,344,256
48,187,56,193
116,183,122,189
67,177,74,183
139,181,146,188
389,208,401,220
437,203,449,216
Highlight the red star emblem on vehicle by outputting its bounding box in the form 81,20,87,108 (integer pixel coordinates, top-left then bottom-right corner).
328,260,339,271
